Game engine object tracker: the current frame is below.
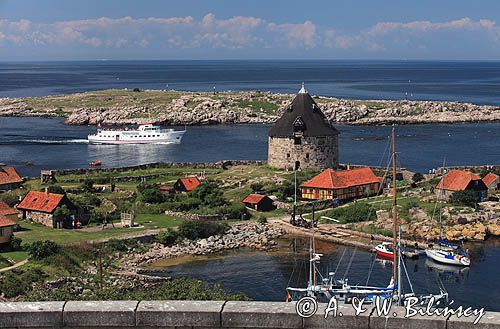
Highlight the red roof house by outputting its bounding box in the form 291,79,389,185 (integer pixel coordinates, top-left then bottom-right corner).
0,166,23,191
242,194,274,212
301,167,381,200
0,214,16,244
174,176,201,192
17,190,75,228
0,201,20,222
482,172,499,191
436,170,488,201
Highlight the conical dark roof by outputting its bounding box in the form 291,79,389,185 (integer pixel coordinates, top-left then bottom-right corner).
269,87,339,137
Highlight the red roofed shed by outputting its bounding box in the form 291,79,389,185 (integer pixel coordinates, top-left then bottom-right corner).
174,176,201,192
301,167,381,201
482,172,499,191
0,166,23,191
242,194,275,212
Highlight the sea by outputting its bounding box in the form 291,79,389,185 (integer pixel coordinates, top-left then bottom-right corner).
1,60,499,309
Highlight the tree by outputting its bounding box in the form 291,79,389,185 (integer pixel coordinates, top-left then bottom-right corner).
250,183,263,192
81,179,94,192
449,190,480,207
53,205,70,221
141,188,166,204
412,172,424,183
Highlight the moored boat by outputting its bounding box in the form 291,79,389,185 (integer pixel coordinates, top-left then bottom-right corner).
425,248,470,266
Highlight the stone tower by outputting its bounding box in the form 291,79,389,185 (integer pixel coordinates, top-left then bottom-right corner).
268,84,339,170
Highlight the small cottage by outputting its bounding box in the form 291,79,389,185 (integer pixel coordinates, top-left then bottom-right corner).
0,214,16,245
301,167,381,201
0,201,20,222
17,190,76,228
242,194,275,212
174,176,201,192
0,166,23,191
436,170,488,201
482,172,499,191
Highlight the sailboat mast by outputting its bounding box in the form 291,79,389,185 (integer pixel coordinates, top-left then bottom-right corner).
392,126,398,285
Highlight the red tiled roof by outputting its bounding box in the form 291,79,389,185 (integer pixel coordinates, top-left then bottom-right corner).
301,167,381,189
0,167,23,186
242,194,266,204
482,172,499,187
17,191,65,213
0,201,20,216
179,177,201,191
0,214,16,228
436,170,481,191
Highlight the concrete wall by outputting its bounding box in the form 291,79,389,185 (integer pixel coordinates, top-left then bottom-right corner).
0,301,497,329
268,136,338,170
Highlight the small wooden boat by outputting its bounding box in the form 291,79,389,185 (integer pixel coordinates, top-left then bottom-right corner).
89,160,102,166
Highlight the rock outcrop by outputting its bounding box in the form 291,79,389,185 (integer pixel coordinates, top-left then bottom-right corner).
1,89,499,126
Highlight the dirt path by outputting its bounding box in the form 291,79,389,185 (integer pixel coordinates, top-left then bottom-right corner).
0,259,29,273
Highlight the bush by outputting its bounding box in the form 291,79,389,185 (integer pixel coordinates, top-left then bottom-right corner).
104,239,138,252
156,228,180,246
178,221,229,240
53,205,71,221
27,240,60,260
40,185,65,194
258,215,267,224
449,190,480,207
80,179,94,192
250,183,263,192
141,188,167,204
7,236,23,251
0,268,46,298
412,172,424,183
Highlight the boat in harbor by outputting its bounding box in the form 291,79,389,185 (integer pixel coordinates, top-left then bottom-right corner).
87,123,186,145
424,166,471,267
286,126,449,305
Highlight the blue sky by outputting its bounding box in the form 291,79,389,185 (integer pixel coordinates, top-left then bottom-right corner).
1,0,500,60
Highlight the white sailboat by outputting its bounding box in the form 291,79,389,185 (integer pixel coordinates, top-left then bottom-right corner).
425,165,471,267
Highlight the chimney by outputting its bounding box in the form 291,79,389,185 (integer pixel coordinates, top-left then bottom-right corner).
347,163,351,170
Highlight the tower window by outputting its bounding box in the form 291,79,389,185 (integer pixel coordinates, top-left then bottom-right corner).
294,136,302,145
306,153,309,159
287,153,290,158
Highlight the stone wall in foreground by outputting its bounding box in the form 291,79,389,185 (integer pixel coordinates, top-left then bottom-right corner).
0,300,498,329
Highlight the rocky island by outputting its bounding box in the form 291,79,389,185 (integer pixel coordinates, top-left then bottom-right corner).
1,88,499,126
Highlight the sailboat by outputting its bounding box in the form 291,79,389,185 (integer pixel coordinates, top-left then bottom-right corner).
425,166,471,267
286,125,449,306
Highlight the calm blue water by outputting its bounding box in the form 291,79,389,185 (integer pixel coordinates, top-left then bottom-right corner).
2,60,500,104
1,118,499,177
150,237,500,311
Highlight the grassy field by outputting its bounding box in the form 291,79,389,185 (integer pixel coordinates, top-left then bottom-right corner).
15,214,184,246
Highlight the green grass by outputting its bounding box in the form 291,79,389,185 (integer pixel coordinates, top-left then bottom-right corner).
0,251,29,263
15,215,184,246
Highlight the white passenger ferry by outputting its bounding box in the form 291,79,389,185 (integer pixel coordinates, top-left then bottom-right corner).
88,123,186,144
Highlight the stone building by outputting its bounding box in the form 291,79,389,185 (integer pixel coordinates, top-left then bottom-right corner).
17,190,76,228
0,166,23,191
268,84,339,170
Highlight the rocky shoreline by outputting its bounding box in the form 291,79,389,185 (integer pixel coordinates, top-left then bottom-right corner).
1,89,499,126
119,223,285,268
